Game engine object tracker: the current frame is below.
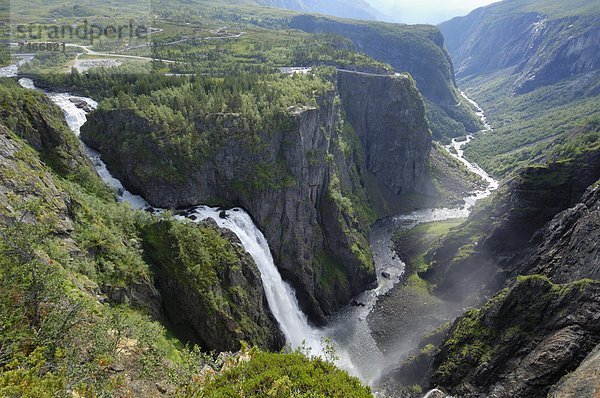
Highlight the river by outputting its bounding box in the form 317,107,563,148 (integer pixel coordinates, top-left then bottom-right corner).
323,92,498,386
5,63,497,395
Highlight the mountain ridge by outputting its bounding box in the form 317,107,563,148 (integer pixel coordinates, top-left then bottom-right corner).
255,0,381,21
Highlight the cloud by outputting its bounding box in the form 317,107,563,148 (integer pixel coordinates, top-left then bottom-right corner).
370,0,501,24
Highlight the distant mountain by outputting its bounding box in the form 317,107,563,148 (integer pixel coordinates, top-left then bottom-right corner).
437,0,600,178
256,0,380,20
439,0,600,92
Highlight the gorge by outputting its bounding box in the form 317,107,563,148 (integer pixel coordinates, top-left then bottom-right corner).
15,66,498,387
1,0,599,396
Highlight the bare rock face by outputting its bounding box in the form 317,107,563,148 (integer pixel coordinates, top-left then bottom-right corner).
336,71,434,198
548,343,600,398
390,276,600,398
82,71,435,321
523,184,600,283
440,4,600,93
432,276,600,398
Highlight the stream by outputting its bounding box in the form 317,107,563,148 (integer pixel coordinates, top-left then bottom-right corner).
6,63,497,394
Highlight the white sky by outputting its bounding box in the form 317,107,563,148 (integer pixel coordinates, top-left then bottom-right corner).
369,0,501,24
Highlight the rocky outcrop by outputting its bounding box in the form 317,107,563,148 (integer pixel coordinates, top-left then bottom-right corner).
81,71,434,322
522,183,600,282
0,123,74,233
383,150,600,396
440,4,600,93
394,276,600,398
548,343,600,398
142,219,284,352
422,149,600,303
0,87,93,180
336,71,433,197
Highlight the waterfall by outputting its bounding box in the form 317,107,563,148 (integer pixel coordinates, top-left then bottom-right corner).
19,78,150,210
180,207,358,377
17,77,354,372
15,72,496,388
184,206,324,352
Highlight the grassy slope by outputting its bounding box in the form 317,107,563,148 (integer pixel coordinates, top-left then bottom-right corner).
0,82,188,395
394,220,466,272
462,70,600,177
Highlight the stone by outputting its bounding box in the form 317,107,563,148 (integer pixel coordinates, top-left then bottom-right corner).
196,364,216,384
155,382,168,394
548,343,600,398
109,363,125,372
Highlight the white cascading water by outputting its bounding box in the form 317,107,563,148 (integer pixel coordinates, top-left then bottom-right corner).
16,74,355,373
19,78,150,210
0,56,33,78
182,206,327,353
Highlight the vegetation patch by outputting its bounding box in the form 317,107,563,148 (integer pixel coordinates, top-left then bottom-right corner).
393,219,466,276
201,348,372,397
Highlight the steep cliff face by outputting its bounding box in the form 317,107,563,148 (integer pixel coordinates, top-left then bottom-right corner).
0,83,375,396
440,1,600,93
384,150,600,396
336,71,433,198
288,15,482,137
81,70,434,322
522,183,600,282
422,149,600,303
142,219,284,352
398,276,600,398
290,17,456,105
